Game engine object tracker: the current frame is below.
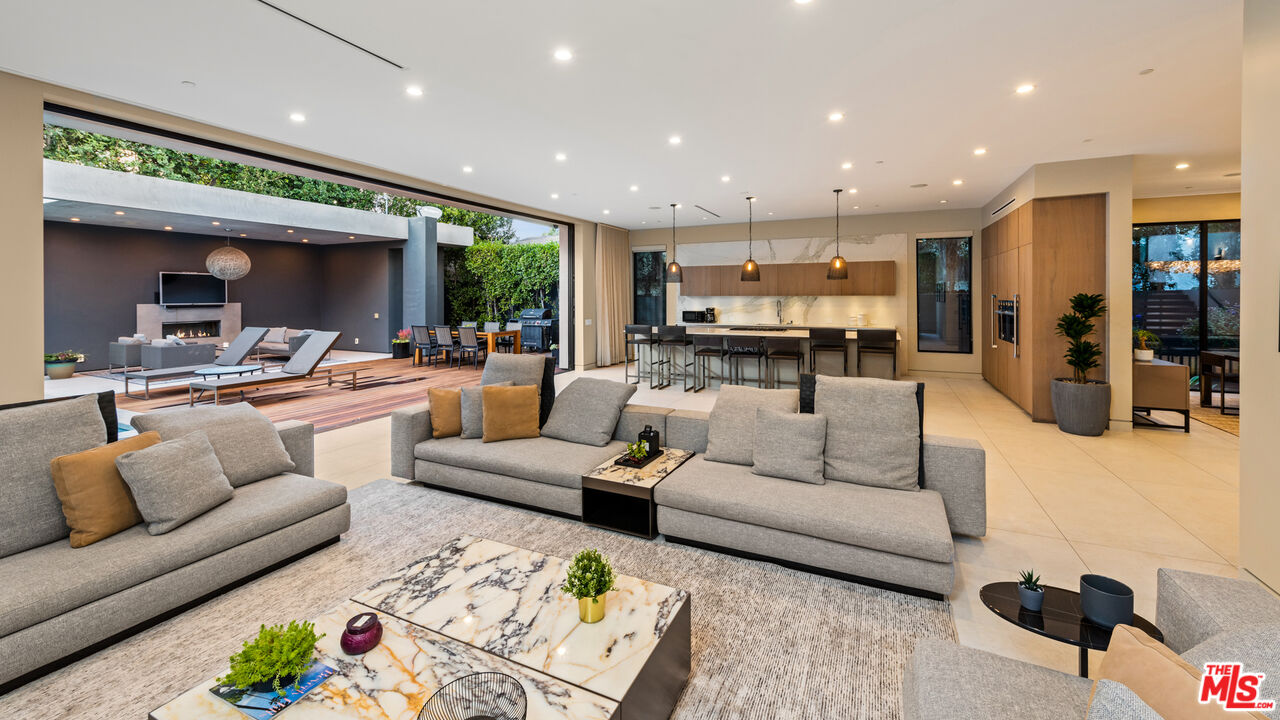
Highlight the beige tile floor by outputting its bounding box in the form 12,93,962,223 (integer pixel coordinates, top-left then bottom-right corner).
313,364,1256,677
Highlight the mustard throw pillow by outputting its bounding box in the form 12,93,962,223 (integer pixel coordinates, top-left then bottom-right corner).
481,385,540,442
50,431,161,547
428,387,463,438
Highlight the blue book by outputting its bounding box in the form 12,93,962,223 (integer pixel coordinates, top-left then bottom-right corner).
209,660,335,719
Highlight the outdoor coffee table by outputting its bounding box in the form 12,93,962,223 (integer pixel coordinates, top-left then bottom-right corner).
582,448,694,539
979,581,1163,678
151,535,691,720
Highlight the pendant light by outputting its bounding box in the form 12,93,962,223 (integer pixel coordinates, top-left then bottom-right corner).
827,188,848,280
206,238,251,281
665,203,683,282
740,196,761,282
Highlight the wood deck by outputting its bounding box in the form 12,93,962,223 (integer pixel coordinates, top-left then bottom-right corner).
114,357,491,432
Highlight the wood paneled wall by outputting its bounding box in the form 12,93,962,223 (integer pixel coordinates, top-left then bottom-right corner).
679,261,895,296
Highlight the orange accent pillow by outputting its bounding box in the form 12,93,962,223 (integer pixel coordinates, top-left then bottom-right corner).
481,385,540,442
428,388,463,438
50,431,162,547
1092,624,1268,719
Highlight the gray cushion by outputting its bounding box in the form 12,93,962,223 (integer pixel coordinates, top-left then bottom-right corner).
461,381,511,439
481,354,545,390
666,409,709,453
115,431,234,534
1085,680,1163,720
654,455,954,562
751,408,826,484
612,405,673,444
541,378,638,447
1157,569,1280,653
131,404,295,487
816,375,920,490
415,436,624,489
0,394,106,557
1182,623,1280,711
704,386,799,466
0,472,346,636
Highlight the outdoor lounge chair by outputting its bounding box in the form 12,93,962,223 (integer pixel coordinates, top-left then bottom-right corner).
186,330,356,406
122,327,269,399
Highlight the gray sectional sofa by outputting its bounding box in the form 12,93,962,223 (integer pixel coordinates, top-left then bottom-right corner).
391,357,985,598
0,393,350,691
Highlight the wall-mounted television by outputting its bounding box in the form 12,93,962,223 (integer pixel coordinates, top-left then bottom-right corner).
159,272,227,306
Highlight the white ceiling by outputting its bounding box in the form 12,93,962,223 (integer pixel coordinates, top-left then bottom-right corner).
0,0,1243,229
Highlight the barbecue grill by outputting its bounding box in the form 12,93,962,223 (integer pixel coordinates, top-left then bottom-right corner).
518,308,558,352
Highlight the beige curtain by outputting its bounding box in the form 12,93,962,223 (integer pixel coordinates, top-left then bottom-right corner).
595,224,632,366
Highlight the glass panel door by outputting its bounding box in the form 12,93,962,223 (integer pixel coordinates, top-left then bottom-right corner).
916,236,972,353
1133,223,1202,366
633,250,666,326
1206,221,1241,352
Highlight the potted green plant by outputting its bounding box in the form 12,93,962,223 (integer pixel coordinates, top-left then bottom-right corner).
391,328,412,359
1133,329,1160,362
1050,293,1110,436
218,620,324,696
1017,569,1044,612
561,549,616,624
44,350,85,380
549,343,559,364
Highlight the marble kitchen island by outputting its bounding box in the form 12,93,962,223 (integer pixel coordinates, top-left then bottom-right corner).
676,324,901,380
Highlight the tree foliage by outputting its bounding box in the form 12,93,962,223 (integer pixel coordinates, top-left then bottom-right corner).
444,242,559,324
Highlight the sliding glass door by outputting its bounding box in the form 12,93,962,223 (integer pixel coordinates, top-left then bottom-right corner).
916,236,973,353
633,250,666,326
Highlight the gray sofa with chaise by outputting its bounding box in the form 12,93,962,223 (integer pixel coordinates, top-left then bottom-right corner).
0,393,350,692
903,569,1280,719
392,362,985,598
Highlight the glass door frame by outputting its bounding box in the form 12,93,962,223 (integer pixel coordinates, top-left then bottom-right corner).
631,245,668,327
1133,218,1240,354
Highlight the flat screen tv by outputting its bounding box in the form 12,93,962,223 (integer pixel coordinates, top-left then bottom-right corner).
159,272,227,306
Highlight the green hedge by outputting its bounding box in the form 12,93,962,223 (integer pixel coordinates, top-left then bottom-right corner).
444,242,559,325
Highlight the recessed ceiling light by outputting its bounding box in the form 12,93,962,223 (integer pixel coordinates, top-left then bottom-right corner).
768,211,774,215
114,210,125,215
828,111,845,122
702,216,708,220
668,135,682,145
550,193,559,199
853,205,859,209
181,80,196,87
462,165,473,173
553,47,573,62
721,175,731,183
1139,68,1155,75
405,85,424,97
286,229,294,233
163,225,172,230
953,179,964,185
301,238,309,243
211,221,220,226
348,235,355,239
973,147,987,155
554,152,567,162
940,200,948,204
603,209,610,215
240,233,247,237
1015,84,1036,94
794,0,813,4
1175,162,1190,170
629,185,639,192
70,217,80,221
847,187,858,193
841,162,853,170
289,112,306,123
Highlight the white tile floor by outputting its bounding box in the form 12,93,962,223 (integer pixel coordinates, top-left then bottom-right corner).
307,363,1257,677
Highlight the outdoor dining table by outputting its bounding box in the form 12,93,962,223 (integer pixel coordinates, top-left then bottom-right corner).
414,329,522,365
1199,349,1239,411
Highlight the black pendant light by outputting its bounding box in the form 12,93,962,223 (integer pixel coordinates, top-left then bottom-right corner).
665,203,683,282
740,196,761,282
827,188,848,280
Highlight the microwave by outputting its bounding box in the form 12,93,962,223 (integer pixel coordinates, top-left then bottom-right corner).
682,308,716,324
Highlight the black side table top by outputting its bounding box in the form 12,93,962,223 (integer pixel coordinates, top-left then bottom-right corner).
979,581,1163,651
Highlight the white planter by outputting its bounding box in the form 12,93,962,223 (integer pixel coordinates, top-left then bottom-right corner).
1134,349,1154,362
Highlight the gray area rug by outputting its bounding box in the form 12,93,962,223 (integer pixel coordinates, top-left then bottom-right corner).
1,479,955,719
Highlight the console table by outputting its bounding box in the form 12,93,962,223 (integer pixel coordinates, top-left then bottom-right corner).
582,448,694,539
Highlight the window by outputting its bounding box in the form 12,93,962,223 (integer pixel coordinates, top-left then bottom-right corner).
632,250,666,326
916,236,973,353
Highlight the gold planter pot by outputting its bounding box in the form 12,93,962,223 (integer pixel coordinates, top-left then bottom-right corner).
578,593,606,623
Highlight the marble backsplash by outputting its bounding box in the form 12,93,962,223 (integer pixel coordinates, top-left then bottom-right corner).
680,294,900,327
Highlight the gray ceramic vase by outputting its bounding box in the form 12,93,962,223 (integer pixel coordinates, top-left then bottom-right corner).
1050,379,1111,436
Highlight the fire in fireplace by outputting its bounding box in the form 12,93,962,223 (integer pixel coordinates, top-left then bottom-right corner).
162,320,221,339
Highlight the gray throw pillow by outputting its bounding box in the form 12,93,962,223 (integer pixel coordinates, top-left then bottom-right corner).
115,431,233,535
461,381,512,439
480,354,544,390
541,378,638,446
131,404,294,487
0,394,107,556
705,386,799,466
1085,680,1163,720
751,408,826,484
815,376,920,490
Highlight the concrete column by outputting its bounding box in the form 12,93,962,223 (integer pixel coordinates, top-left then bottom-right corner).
0,73,45,403
404,211,441,327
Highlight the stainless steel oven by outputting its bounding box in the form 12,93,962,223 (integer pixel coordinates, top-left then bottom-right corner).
992,295,1020,355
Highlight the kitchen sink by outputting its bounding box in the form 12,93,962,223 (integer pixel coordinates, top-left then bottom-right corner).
728,326,790,332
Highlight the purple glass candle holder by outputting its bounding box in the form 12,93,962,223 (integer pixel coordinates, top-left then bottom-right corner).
340,612,383,655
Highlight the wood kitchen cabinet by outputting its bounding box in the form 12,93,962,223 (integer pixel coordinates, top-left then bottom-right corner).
981,193,1106,422
677,261,896,297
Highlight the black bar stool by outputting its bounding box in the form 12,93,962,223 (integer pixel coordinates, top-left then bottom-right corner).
692,334,726,392
856,328,898,378
765,337,804,388
624,324,657,385
726,336,765,387
809,328,848,375
657,325,694,391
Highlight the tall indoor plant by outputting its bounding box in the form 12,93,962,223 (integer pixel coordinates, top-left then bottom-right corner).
1050,293,1109,436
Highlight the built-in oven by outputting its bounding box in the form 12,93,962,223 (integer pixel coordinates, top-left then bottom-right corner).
682,310,707,323
992,295,1020,356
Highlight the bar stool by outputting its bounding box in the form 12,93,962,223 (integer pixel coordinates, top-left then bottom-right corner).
656,325,695,391
765,337,804,388
726,336,765,387
692,334,726,392
856,328,898,378
624,324,657,384
809,328,848,375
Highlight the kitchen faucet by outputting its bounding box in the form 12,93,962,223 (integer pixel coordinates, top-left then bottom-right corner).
776,300,783,325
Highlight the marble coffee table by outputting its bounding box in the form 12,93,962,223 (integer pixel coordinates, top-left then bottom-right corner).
151,536,691,720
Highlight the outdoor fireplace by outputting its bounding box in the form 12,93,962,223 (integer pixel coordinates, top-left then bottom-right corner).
162,320,221,339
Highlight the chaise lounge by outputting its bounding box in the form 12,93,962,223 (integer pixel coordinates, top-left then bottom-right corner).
186,330,356,405
122,327,269,399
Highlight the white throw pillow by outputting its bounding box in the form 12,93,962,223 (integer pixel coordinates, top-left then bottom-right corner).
263,326,287,344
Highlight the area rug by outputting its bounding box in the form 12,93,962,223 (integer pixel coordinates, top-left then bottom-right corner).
1189,403,1239,436
0,480,955,720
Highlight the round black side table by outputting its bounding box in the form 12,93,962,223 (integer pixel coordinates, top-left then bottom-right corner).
979,581,1163,677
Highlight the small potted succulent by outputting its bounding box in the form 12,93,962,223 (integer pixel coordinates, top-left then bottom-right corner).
391,328,412,359
218,620,324,697
44,350,85,380
1133,329,1160,362
561,549,616,624
1018,569,1044,612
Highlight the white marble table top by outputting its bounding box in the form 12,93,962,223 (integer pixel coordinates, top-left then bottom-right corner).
352,536,689,703
583,448,695,489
